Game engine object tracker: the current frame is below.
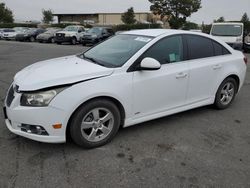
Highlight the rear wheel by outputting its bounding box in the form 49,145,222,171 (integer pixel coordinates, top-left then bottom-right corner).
30,36,35,42
50,37,55,43
70,99,121,148
214,77,238,109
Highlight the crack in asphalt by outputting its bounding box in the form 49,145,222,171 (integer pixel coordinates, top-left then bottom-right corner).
10,138,21,188
62,148,71,185
0,80,11,85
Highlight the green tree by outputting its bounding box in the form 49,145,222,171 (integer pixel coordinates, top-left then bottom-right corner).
42,9,54,24
182,21,198,30
121,7,136,24
149,0,201,29
241,13,250,34
0,3,14,23
214,16,225,23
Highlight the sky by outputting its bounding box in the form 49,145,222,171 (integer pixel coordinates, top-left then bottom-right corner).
2,0,250,24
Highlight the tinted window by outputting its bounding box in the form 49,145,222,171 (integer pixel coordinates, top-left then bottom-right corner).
213,41,230,56
141,36,183,64
187,35,214,60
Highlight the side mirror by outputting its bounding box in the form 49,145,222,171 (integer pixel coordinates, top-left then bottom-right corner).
139,57,161,71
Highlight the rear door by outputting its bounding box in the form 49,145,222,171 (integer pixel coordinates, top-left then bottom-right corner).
184,34,230,104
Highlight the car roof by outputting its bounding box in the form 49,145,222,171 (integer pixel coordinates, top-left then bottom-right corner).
120,29,209,38
212,22,243,26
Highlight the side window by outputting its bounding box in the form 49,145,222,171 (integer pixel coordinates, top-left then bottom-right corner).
142,36,184,64
213,41,231,56
187,35,214,60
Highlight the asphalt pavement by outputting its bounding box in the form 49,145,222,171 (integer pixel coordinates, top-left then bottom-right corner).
0,40,250,188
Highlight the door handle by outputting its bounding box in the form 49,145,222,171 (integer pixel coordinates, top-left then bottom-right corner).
213,64,222,70
176,72,188,79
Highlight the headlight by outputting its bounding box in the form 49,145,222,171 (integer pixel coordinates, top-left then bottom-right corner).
92,35,97,38
20,87,67,107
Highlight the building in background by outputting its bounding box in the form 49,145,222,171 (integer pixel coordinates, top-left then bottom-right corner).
53,12,150,25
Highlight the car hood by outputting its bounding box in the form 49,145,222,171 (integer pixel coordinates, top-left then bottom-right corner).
57,31,76,35
14,55,114,91
37,33,52,38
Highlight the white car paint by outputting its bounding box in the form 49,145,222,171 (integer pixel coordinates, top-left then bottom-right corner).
4,29,247,143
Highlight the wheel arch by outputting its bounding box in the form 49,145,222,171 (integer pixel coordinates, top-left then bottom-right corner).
66,96,126,141
224,74,240,92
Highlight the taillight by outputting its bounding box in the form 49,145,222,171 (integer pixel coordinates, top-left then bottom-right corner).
244,56,248,64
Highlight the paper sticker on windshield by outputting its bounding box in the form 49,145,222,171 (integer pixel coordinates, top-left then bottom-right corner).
234,25,241,28
135,37,152,43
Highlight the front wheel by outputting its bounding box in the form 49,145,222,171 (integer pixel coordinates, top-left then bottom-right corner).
214,77,238,109
50,37,55,43
71,37,77,45
30,36,35,42
70,99,121,148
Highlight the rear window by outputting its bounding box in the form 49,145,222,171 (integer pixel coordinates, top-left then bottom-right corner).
213,41,230,56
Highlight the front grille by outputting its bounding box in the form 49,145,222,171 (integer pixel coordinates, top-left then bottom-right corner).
6,85,15,107
56,33,65,38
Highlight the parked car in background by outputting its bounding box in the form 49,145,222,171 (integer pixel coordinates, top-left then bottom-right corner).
37,28,61,43
55,25,85,45
3,29,247,148
0,28,6,39
16,28,46,42
13,27,29,33
81,27,114,45
244,33,250,53
210,22,244,50
2,28,17,40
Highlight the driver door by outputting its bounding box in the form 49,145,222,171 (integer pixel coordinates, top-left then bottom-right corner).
132,35,189,119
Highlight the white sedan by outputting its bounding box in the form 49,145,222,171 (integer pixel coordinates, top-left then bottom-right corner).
4,29,247,148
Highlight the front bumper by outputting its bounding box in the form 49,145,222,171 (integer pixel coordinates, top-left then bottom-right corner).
3,36,16,40
37,38,47,42
3,87,67,143
55,36,72,43
16,36,30,41
81,37,98,44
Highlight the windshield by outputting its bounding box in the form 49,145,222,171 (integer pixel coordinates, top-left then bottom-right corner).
44,29,59,34
211,25,243,36
87,28,102,34
25,28,36,33
4,29,15,32
63,26,78,32
79,34,153,68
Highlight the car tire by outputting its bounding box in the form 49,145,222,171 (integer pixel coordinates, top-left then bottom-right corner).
71,37,77,45
82,42,86,46
214,77,238,110
50,37,55,43
70,99,121,148
56,42,61,45
30,36,35,42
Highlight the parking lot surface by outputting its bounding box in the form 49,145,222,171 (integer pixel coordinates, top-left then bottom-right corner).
0,40,250,188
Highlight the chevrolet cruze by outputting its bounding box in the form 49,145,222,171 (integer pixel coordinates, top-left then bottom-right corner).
3,29,247,148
